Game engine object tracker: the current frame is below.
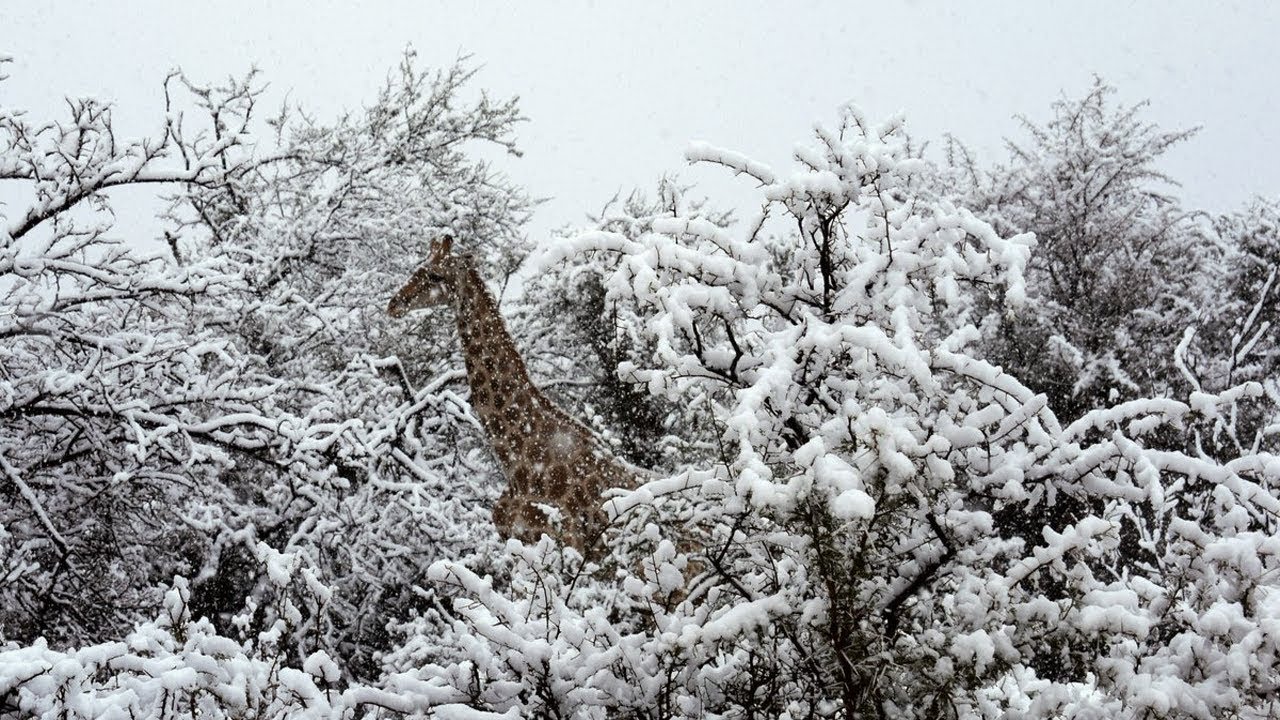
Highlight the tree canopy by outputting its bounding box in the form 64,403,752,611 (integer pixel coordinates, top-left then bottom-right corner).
1,57,1278,720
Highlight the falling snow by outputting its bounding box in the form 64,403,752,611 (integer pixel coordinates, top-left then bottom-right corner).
1,51,1279,720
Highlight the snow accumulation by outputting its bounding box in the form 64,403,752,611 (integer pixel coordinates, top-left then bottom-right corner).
2,59,1279,719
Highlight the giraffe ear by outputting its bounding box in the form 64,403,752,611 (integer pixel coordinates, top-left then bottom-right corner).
431,235,454,259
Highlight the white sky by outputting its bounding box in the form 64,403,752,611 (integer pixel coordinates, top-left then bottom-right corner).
3,1,1279,246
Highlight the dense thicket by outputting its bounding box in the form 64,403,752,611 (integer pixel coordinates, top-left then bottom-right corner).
0,53,532,684
944,80,1214,421
2,58,1277,719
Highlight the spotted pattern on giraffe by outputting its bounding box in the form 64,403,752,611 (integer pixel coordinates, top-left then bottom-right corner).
389,236,638,556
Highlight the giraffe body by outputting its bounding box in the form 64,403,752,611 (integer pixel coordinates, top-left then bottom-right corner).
389,237,636,554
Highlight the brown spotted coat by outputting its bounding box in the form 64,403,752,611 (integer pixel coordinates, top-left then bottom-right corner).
389,237,635,554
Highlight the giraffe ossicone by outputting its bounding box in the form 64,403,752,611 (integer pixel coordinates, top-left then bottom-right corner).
389,236,638,556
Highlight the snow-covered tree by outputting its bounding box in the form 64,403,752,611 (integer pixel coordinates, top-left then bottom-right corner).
946,80,1214,421
174,50,532,379
0,62,311,646
167,52,534,679
1207,198,1280,388
0,52,532,684
397,106,1280,719
4,53,1279,720
1163,196,1280,462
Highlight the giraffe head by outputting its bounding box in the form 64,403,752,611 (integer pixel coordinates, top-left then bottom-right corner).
388,236,461,318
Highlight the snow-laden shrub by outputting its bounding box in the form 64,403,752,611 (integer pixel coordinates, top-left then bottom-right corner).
946,80,1214,421
0,553,489,720
0,53,523,682
0,63,298,645
395,107,1280,719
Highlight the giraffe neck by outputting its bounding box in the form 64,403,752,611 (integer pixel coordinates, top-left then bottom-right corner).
451,264,529,378
449,263,550,482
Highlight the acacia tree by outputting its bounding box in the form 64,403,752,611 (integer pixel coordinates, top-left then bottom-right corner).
173,51,531,378
0,61,324,645
0,53,533,686
947,80,1214,421
168,52,535,678
398,106,1280,719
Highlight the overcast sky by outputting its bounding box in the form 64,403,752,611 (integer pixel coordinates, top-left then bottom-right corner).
4,2,1279,246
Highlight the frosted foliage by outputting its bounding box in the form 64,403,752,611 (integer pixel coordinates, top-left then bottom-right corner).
514,179,730,473
1179,197,1280,455
400,107,1280,718
4,54,1280,720
0,54,520,684
0,69,286,644
944,80,1213,422
0,572,482,718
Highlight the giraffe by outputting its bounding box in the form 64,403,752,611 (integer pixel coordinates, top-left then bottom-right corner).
388,236,637,556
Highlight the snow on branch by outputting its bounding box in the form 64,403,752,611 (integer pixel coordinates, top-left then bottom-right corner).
472,103,1280,719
